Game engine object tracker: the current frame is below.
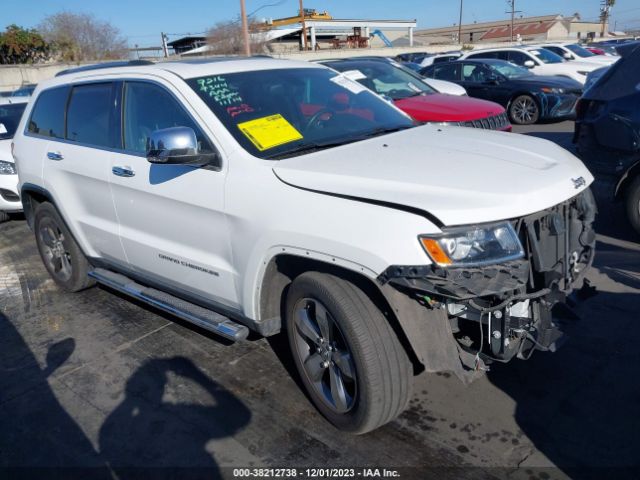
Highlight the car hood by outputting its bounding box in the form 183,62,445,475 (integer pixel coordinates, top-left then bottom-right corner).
272,125,593,227
577,55,618,65
394,93,503,122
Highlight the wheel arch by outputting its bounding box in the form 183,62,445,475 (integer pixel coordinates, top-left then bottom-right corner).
20,183,54,229
258,253,424,373
614,159,640,200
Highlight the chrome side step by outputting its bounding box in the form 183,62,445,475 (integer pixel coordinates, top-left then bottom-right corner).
89,268,249,342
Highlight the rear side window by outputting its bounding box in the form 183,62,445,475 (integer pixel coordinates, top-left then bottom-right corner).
432,63,460,81
27,86,69,139
468,51,503,60
66,83,115,148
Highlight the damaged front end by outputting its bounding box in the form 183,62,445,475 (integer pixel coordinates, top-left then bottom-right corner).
378,189,597,380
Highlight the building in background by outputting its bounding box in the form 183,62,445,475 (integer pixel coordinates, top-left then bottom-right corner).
415,14,605,45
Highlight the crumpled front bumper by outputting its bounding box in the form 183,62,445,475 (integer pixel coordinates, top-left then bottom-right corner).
378,189,597,377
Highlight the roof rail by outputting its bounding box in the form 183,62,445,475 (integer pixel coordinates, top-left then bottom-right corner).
55,60,155,77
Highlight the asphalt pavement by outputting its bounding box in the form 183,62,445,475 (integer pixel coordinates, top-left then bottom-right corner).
1,121,638,480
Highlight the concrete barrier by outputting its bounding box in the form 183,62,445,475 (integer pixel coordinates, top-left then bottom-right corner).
0,42,519,93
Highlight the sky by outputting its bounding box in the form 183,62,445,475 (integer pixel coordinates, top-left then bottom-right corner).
3,0,640,47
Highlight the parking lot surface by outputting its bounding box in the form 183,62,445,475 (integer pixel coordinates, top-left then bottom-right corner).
1,122,639,479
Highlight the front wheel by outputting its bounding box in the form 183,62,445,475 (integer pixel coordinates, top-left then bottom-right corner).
34,202,95,292
509,94,540,125
285,272,412,434
625,176,640,235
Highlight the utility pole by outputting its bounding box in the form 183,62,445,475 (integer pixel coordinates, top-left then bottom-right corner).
299,0,308,50
600,0,613,38
161,32,169,58
509,0,515,43
505,0,522,43
240,0,251,56
457,0,463,44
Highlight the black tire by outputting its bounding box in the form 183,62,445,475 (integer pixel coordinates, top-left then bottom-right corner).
509,94,540,125
625,176,640,235
285,271,412,434
0,211,9,223
34,202,95,292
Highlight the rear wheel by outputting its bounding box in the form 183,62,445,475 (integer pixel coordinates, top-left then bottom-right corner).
509,94,540,125
34,202,95,292
625,176,640,235
285,272,412,434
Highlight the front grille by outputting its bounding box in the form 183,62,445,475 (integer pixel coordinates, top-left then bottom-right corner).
0,188,19,202
459,112,510,131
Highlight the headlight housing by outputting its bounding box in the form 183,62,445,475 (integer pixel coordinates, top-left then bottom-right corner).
0,160,17,175
541,87,565,94
419,222,524,267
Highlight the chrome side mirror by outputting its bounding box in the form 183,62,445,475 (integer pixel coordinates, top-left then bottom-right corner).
147,126,213,166
524,60,536,69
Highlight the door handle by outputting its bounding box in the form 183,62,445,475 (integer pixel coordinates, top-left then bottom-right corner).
47,151,64,161
112,166,135,177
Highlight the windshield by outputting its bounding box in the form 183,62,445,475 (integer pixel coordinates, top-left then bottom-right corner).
187,68,414,159
565,43,596,58
0,103,27,140
330,62,437,100
489,62,530,78
528,48,564,64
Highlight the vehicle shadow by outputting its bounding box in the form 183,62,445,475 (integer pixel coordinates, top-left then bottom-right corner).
0,313,111,477
486,289,640,479
98,356,252,480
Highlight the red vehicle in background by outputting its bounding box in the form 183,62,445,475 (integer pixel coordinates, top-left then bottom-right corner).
320,58,512,131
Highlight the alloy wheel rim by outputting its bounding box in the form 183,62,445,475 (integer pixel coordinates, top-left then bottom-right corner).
293,298,357,414
39,219,72,282
513,98,537,124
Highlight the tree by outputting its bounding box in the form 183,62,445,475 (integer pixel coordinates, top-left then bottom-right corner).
38,12,128,62
206,18,269,56
0,24,50,64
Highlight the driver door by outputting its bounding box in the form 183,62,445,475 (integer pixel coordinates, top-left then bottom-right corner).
109,80,238,308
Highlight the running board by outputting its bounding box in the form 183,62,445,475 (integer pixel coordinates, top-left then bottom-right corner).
89,268,249,342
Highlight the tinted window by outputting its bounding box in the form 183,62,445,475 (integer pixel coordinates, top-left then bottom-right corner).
506,51,531,66
462,64,491,82
123,82,214,155
66,83,115,147
543,46,565,57
0,103,27,140
432,63,460,81
468,51,504,60
433,55,458,64
27,87,69,139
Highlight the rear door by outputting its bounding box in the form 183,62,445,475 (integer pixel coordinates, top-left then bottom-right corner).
109,79,238,308
37,82,126,264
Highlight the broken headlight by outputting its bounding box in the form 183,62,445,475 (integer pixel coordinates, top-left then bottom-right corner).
419,222,524,267
0,160,16,175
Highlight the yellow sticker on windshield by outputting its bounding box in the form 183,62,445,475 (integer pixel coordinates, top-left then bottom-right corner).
237,114,303,151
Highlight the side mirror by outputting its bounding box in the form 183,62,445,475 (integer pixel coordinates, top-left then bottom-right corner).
524,60,536,69
563,52,573,60
0,123,7,135
147,127,216,167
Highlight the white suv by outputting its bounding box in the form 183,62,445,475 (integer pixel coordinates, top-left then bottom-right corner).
0,97,28,222
461,46,601,84
537,42,618,66
13,58,597,433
